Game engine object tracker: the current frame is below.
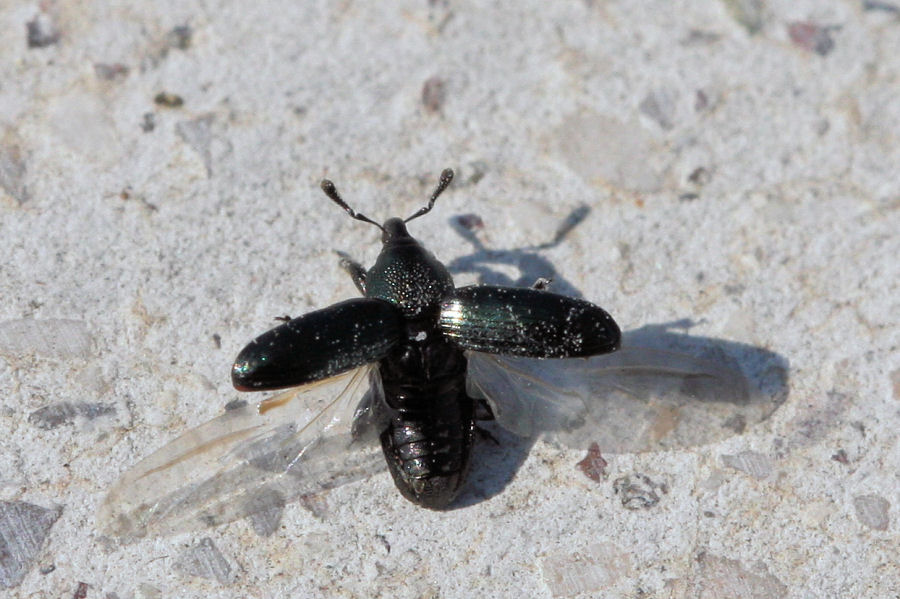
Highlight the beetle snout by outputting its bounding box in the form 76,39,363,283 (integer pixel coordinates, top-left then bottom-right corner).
381,218,412,244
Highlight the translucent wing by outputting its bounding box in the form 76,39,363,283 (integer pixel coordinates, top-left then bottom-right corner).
98,365,386,541
466,346,776,452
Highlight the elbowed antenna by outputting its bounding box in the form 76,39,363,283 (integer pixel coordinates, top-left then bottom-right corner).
321,178,384,230
404,168,454,223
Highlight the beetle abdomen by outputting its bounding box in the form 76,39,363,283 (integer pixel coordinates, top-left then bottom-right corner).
378,339,475,509
381,399,474,509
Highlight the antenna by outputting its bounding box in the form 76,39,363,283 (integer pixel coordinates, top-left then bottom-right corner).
320,178,383,230
404,168,454,223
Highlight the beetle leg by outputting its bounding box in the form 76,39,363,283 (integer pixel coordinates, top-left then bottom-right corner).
475,425,500,446
531,277,552,291
474,398,495,421
335,251,367,295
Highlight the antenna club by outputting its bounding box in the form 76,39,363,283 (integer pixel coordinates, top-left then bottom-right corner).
320,176,383,230
404,167,456,223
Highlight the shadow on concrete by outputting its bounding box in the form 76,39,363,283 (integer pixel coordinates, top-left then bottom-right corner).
446,210,790,509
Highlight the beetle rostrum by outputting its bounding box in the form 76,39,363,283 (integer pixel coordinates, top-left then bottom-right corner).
231,168,621,509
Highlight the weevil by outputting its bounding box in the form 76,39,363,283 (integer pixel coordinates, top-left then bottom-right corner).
231,168,621,508
98,169,758,539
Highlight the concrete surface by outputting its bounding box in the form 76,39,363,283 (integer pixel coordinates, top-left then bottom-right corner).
1,0,898,597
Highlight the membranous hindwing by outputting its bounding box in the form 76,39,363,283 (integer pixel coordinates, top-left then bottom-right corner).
466,345,774,453
99,366,384,540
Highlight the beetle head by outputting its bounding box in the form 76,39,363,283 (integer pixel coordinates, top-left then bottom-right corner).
381,217,415,245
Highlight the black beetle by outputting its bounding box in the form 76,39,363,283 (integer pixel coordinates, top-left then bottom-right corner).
230,168,620,508
98,169,761,539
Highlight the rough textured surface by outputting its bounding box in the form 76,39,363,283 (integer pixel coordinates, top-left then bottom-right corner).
0,0,897,597
174,537,236,585
0,501,61,588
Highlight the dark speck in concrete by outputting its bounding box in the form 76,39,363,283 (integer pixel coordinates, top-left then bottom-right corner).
422,76,446,113
863,0,899,13
140,113,156,133
788,22,837,56
154,92,184,108
26,14,60,48
576,442,608,482
28,401,116,430
166,25,193,50
613,473,667,509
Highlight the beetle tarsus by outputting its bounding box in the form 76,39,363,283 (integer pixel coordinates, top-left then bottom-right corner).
532,277,552,291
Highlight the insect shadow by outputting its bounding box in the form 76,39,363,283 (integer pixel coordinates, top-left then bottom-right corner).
446,211,790,508
445,206,591,298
